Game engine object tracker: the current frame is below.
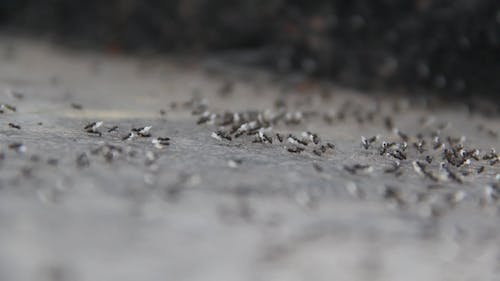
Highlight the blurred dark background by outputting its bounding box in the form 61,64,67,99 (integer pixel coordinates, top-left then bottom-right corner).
0,0,499,97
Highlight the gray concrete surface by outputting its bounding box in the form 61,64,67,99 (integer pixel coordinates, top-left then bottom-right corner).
0,37,500,281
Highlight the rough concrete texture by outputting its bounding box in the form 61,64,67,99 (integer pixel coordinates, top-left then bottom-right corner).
0,37,500,281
